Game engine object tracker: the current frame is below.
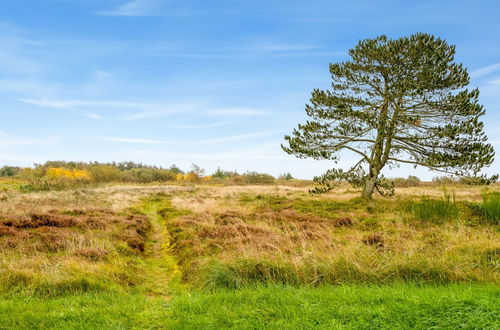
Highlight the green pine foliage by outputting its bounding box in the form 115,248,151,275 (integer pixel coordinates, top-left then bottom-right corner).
283,33,496,199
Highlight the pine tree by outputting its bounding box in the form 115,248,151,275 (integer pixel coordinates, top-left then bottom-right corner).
283,33,496,199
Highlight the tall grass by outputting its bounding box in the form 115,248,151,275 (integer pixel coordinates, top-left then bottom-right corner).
481,191,500,225
404,191,459,224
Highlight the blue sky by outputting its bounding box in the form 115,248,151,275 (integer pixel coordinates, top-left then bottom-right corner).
0,0,499,179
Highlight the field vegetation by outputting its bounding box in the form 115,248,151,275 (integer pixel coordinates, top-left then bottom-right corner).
0,177,498,328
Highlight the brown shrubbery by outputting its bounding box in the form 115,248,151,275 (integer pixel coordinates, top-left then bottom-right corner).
0,208,151,255
118,214,151,252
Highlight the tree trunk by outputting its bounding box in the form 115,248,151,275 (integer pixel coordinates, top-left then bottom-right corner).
361,176,377,199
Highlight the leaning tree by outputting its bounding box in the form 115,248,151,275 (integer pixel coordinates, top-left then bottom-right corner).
283,33,495,199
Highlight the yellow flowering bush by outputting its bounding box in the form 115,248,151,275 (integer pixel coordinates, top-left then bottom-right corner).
175,172,201,183
45,167,92,181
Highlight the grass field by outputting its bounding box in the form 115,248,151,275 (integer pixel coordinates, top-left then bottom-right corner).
0,183,499,328
1,285,498,329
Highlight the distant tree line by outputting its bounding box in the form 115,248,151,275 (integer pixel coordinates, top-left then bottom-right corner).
0,162,299,191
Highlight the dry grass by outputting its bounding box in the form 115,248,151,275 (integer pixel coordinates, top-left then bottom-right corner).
165,185,500,287
0,183,498,293
0,184,186,295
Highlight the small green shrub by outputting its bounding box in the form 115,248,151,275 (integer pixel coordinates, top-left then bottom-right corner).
241,171,275,185
393,175,421,187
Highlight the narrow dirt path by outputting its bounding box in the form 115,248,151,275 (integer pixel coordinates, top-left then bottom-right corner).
139,197,181,297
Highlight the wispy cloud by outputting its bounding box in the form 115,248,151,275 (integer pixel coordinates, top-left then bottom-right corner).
246,44,317,52
470,62,500,79
165,120,239,129
204,108,268,116
0,131,60,147
92,129,279,145
96,0,163,17
127,143,288,161
94,136,174,144
0,79,53,94
139,44,341,59
17,97,268,119
0,32,48,76
199,130,280,144
491,77,500,85
18,98,197,119
83,113,103,120
18,98,151,109
122,104,199,120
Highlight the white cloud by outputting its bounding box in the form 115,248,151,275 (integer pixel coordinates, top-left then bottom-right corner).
470,62,500,79
490,77,500,85
94,136,175,144
18,98,149,109
83,113,103,120
0,79,52,94
17,97,268,120
0,131,60,147
17,98,197,119
0,32,48,76
204,108,268,116
199,130,280,144
96,0,162,17
249,44,317,52
165,120,239,129
92,130,279,146
122,104,199,120
0,153,47,165
127,148,288,161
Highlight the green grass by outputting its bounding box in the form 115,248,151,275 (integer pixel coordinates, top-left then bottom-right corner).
481,191,500,225
0,284,498,329
404,191,459,224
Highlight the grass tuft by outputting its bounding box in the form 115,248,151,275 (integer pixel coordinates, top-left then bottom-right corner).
481,191,500,225
404,191,459,224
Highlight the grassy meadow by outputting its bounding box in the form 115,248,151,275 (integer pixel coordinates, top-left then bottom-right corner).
0,182,499,328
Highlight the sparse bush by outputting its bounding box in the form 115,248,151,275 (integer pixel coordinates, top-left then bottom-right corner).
168,164,183,175
88,164,122,183
212,167,238,179
0,166,21,177
278,173,294,180
393,175,421,187
459,176,499,186
431,176,459,186
241,171,275,185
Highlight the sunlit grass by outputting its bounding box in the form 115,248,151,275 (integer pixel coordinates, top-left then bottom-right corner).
1,284,498,329
404,191,459,224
